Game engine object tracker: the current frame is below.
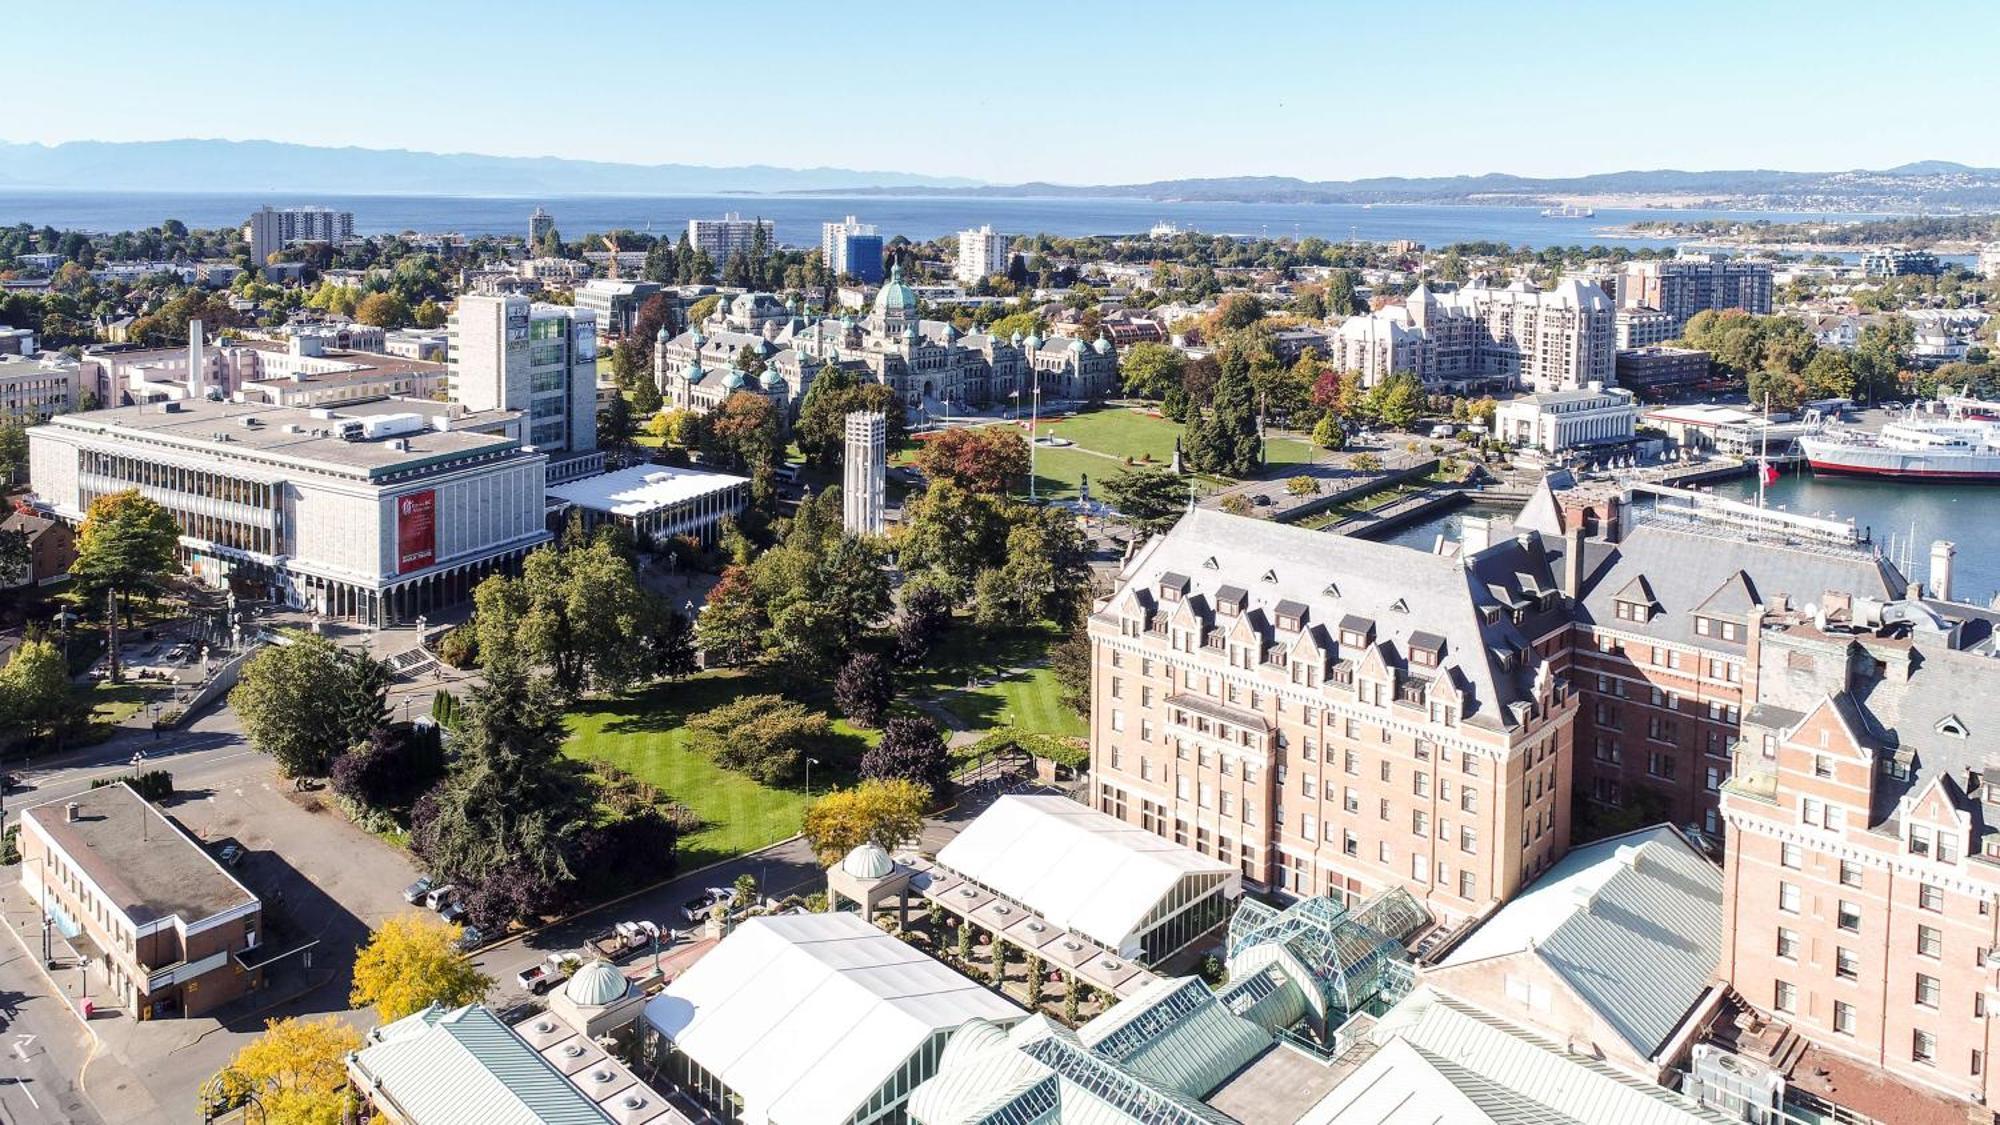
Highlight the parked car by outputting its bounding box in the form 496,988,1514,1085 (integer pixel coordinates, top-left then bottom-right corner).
456,926,484,953
680,887,737,924
438,899,467,925
402,875,435,905
217,843,245,867
424,885,458,912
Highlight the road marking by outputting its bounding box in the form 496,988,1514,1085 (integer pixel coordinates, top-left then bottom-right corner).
10,1073,38,1109
10,1034,32,1060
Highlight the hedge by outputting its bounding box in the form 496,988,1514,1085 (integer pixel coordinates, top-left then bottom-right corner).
959,731,1088,770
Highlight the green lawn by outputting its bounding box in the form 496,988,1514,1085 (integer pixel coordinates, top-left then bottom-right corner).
901,622,1085,739
86,681,167,727
1043,407,1184,464
563,670,875,869
1264,436,1319,467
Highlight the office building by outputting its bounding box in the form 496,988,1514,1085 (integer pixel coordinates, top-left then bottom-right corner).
1494,383,1639,453
527,205,554,247
843,410,885,536
1617,305,1681,349
0,324,37,355
822,215,883,282
642,912,1025,1125
571,279,663,338
954,225,1010,285
28,397,550,624
0,352,79,425
1325,278,1616,392
244,205,355,266
1622,258,1773,327
1715,586,2000,1117
687,212,773,269
1616,345,1715,400
448,294,599,457
20,783,263,1019
1087,508,1579,919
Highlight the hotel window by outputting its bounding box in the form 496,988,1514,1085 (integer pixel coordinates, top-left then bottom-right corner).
1833,1001,1856,1036
1342,831,1358,858
1780,843,1802,869
1218,793,1232,817
1774,980,1797,1014
1461,788,1477,813
1344,750,1359,776
1412,773,1430,798
1920,884,1944,913
1199,783,1213,809
1917,920,1945,960
1835,947,1858,981
1457,870,1475,899
1778,882,1800,914
1301,813,1317,838
1647,752,1676,780
1343,789,1359,814
1176,777,1191,801
1379,798,1390,820
1380,761,1392,783
1459,827,1477,854
1913,1030,1937,1066
1111,710,1125,732
1705,765,1723,793
1776,927,1798,960
1243,800,1256,826
1838,900,1862,932
1412,811,1430,836
1814,755,1834,779
1839,861,1863,888
1378,840,1392,863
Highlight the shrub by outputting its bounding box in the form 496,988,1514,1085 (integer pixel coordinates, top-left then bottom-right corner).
684,694,830,785
90,769,174,801
435,626,477,669
862,716,950,792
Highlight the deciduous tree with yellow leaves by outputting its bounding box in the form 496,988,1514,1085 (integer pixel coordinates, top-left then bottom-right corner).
349,912,493,1022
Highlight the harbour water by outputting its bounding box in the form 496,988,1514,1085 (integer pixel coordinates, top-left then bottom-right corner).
0,190,1894,251
1383,472,2000,607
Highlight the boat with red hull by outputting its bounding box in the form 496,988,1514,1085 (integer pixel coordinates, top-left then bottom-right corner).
1799,412,2000,483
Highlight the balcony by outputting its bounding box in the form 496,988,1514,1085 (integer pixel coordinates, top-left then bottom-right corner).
1720,740,1778,804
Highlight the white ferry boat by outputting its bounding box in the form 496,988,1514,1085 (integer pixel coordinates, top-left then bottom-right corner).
1539,203,1596,219
1799,414,2000,482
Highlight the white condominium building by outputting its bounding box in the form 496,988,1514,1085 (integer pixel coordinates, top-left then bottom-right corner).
1326,278,1615,393
821,215,877,265
244,205,355,266
448,295,599,458
687,213,773,269
954,225,1010,284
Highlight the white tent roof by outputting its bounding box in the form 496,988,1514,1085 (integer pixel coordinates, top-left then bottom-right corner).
935,796,1236,955
642,913,1021,1125
547,463,747,518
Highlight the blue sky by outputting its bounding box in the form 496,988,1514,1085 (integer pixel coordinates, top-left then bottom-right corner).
15,0,1999,184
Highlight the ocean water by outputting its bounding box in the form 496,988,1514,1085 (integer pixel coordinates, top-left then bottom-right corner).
1383,473,2000,606
0,189,1897,251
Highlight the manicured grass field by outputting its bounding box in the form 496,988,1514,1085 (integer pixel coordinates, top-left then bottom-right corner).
1042,407,1184,464
901,621,1086,739
1264,436,1319,466
563,670,874,869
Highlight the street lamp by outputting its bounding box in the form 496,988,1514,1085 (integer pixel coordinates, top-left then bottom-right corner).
805,757,821,799
1028,382,1042,502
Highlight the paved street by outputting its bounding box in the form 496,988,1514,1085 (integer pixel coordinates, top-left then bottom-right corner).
0,934,99,1125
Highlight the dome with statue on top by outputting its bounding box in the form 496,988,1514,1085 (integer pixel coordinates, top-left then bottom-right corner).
873,262,918,320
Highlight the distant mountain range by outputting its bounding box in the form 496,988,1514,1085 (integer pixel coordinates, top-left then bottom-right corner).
3,140,1999,210
0,139,980,195
807,162,2000,210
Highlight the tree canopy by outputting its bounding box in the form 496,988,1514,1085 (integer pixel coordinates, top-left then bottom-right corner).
350,912,494,1021
231,633,390,779
801,778,929,865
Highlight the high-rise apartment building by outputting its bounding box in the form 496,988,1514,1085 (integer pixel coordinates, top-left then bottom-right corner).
529,205,555,248
1717,574,2000,1110
842,411,885,536
1087,509,1578,920
687,213,773,270
1326,278,1616,392
448,295,599,456
954,225,1010,285
1621,258,1773,327
244,205,355,266
821,215,883,282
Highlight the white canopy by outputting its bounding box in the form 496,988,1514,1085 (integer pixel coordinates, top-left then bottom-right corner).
642,913,1021,1125
935,795,1236,956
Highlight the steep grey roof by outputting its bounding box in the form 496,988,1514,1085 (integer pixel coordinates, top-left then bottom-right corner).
1116,510,1562,730
1441,825,1723,1061
1693,571,1759,617
1613,573,1658,607
1575,522,1907,648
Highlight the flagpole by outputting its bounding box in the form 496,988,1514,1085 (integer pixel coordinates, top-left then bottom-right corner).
1758,392,1771,511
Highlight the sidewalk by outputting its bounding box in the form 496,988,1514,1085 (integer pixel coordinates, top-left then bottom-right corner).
0,878,165,1122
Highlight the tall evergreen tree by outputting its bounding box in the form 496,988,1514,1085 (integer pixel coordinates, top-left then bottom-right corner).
1185,356,1260,476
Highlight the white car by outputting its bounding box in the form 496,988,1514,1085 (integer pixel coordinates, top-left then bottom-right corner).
681,887,737,923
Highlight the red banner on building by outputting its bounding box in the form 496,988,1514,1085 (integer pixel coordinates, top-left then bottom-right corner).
396,490,436,575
